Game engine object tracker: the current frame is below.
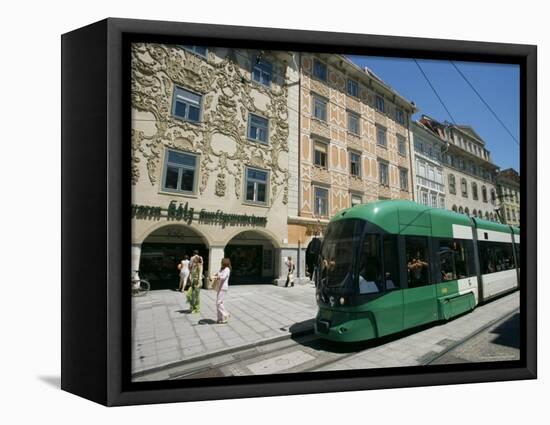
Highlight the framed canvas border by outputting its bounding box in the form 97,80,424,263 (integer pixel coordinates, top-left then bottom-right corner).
61,18,537,406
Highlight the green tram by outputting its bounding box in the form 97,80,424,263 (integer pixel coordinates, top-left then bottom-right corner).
314,200,520,342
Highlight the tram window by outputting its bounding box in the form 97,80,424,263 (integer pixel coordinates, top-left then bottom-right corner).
405,237,430,288
438,239,475,280
383,235,400,290
479,241,516,274
358,234,383,294
438,241,456,281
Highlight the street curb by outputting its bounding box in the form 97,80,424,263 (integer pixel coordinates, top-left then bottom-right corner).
133,321,315,378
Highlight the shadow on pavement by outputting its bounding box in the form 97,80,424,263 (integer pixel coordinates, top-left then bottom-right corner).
175,309,192,314
198,318,217,325
490,312,520,349
288,317,447,355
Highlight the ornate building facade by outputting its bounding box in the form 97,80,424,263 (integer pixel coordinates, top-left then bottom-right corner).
419,116,499,221
410,120,447,210
130,44,299,287
496,168,520,226
287,54,416,280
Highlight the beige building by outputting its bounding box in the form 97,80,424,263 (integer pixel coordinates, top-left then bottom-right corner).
288,53,416,279
419,116,499,221
130,44,299,287
496,168,520,226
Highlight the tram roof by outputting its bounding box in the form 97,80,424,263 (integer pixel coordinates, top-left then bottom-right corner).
331,200,515,238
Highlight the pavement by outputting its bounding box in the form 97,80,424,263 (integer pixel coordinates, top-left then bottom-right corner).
132,284,520,378
132,283,317,376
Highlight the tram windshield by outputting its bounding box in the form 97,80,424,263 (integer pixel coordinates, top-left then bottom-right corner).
319,219,365,288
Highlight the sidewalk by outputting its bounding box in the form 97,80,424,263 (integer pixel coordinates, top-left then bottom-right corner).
132,283,317,376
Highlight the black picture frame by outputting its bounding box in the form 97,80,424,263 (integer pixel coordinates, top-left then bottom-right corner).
61,17,537,406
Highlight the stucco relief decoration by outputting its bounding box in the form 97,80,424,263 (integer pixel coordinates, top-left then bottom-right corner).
131,44,290,204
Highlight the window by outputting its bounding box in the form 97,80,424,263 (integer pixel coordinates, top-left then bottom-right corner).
348,111,360,135
383,235,401,289
351,193,362,207
459,158,465,170
430,193,437,207
172,86,202,122
375,95,385,112
379,162,389,186
162,149,198,193
512,209,517,221
245,167,268,204
313,95,327,122
395,108,405,124
376,125,387,147
465,207,470,216
461,178,468,197
398,135,407,156
422,191,428,206
313,59,327,81
406,236,431,288
482,185,488,203
358,234,383,294
247,113,269,144
479,241,516,274
449,174,456,194
507,208,511,221
314,141,328,168
349,151,361,177
439,197,445,210
438,239,475,281
314,186,329,217
347,79,359,97
472,182,478,200
181,45,207,57
399,168,408,191
252,56,272,87
491,189,496,203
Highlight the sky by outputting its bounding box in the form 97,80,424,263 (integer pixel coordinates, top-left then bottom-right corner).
347,55,520,172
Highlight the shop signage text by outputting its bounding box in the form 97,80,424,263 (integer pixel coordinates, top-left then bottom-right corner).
131,201,268,228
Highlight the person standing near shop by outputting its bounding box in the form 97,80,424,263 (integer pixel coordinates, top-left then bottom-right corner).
177,254,190,292
285,256,295,288
187,250,203,313
214,257,231,324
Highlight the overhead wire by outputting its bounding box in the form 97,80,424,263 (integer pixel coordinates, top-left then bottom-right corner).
450,60,519,146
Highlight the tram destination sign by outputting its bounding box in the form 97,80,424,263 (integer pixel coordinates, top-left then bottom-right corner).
131,201,268,228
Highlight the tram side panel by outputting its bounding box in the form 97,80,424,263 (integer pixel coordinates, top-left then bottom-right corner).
476,228,518,301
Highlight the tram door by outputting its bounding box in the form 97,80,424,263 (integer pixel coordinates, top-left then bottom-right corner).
403,236,438,329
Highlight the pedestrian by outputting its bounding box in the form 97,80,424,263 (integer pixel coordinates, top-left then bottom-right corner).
213,257,231,324
285,256,295,287
177,254,190,292
186,250,203,313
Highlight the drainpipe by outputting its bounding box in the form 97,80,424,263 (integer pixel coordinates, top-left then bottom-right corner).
408,112,415,201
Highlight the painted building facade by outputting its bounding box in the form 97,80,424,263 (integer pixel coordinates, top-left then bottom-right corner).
410,120,447,210
287,54,416,281
130,44,299,288
496,168,520,226
419,116,499,221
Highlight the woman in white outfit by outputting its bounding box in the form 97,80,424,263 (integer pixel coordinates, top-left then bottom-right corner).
214,257,231,324
178,254,190,292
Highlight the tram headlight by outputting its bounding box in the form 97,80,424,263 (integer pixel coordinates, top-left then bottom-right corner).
339,297,345,305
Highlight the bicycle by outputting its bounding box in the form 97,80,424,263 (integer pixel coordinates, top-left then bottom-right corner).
131,270,150,297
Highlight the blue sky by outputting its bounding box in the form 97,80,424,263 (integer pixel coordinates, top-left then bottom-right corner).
348,55,520,171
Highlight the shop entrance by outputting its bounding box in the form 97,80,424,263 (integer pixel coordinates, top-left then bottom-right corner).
225,230,277,284
140,225,209,290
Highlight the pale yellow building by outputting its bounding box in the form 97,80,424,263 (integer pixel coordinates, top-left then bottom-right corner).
130,44,299,287
496,168,520,226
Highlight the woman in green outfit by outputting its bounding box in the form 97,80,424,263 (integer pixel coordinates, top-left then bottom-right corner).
186,250,204,313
